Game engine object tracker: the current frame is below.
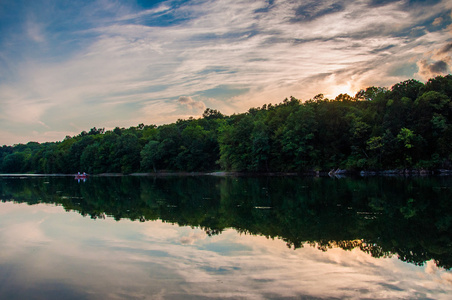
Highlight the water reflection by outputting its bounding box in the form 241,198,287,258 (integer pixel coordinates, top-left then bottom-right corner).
0,176,451,299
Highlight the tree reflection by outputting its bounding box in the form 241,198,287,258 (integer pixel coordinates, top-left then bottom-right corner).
0,175,451,269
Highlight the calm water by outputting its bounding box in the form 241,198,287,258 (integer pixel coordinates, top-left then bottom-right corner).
0,175,451,299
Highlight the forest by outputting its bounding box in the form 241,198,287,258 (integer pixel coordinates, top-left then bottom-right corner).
1,74,452,174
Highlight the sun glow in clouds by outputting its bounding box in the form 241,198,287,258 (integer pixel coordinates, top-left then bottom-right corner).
328,82,357,99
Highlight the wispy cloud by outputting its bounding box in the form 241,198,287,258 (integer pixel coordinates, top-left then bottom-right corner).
26,20,46,43
0,0,451,144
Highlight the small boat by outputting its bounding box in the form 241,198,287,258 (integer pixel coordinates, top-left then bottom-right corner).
75,172,88,181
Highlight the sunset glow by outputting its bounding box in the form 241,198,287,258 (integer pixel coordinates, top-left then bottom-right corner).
327,82,357,99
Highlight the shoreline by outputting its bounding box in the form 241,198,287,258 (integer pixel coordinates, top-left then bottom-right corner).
1,169,452,177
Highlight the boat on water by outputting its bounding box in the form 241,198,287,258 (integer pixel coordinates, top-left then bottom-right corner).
75,172,88,181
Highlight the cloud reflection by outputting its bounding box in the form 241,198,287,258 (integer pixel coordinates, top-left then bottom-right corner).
0,202,451,299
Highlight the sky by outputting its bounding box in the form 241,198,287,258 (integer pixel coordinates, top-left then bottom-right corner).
0,0,451,145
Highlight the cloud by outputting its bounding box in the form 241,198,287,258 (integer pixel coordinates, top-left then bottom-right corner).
180,231,207,245
1,0,452,144
292,1,346,22
425,259,439,274
26,20,46,43
416,42,452,80
417,59,449,79
0,90,54,126
1,201,452,299
367,0,400,7
178,96,206,111
433,17,443,26
424,260,452,287
438,42,452,54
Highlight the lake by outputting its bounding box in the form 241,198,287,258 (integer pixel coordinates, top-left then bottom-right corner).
0,175,451,299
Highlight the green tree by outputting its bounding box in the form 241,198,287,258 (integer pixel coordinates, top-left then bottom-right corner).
141,140,161,172
251,120,270,171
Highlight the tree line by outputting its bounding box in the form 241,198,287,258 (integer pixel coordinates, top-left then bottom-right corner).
1,75,452,174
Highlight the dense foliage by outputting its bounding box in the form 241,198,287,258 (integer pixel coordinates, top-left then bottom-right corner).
2,75,452,174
